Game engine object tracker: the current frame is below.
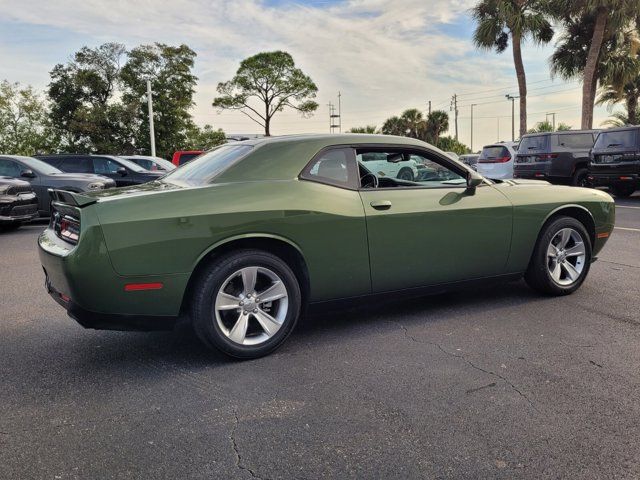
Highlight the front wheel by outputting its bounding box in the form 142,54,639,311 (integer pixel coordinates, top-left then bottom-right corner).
191,249,301,359
525,216,592,296
397,168,414,181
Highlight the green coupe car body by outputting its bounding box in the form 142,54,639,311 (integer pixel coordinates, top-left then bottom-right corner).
39,134,615,332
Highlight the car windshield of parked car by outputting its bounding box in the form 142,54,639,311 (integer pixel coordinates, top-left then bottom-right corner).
479,146,509,160
593,130,636,150
17,156,63,175
163,145,253,186
113,156,148,173
519,136,548,151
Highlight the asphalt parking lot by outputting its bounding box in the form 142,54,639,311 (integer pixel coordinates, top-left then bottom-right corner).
1,194,639,480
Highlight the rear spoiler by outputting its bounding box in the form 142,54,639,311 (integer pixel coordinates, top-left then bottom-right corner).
48,189,98,208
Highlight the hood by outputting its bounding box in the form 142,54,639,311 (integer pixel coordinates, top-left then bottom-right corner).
49,172,115,183
0,176,31,187
495,178,550,186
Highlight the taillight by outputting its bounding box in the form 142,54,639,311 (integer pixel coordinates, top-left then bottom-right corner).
54,214,80,244
537,154,558,160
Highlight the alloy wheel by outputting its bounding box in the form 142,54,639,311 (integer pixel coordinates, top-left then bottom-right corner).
546,228,586,286
214,266,289,345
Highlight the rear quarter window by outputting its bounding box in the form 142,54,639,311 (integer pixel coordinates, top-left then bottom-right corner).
519,136,548,151
555,133,595,149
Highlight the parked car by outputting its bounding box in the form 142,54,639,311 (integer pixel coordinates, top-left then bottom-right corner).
172,150,203,167
122,155,176,172
459,154,479,170
444,151,460,161
514,130,598,186
358,151,421,181
476,142,519,179
0,177,38,228
35,154,163,187
588,126,640,197
39,134,614,359
0,155,115,216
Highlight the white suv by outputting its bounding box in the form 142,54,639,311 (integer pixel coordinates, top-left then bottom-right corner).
477,142,519,179
358,152,421,181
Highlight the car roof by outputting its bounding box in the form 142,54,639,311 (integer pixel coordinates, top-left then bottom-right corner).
234,133,430,148
597,125,640,132
521,130,599,138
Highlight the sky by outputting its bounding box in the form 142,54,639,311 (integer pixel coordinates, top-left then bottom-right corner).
0,0,616,150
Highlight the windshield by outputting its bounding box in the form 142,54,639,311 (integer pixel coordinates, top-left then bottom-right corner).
114,156,148,173
17,156,62,175
519,135,548,151
594,130,637,150
163,145,253,185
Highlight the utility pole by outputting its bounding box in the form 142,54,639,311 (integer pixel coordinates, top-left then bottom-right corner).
505,94,518,142
546,112,556,131
329,93,341,133
327,102,334,133
146,79,156,157
497,117,500,142
470,104,477,152
450,94,459,141
337,91,342,133
428,100,431,115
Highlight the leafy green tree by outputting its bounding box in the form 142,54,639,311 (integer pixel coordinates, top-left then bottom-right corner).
471,0,553,137
348,125,378,133
48,43,132,152
601,110,631,127
527,120,554,133
556,122,572,130
185,124,226,150
212,51,319,136
426,110,449,145
121,43,198,158
547,0,639,128
0,80,61,155
435,136,471,155
380,109,450,145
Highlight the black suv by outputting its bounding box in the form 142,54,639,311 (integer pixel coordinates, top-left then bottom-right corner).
0,176,38,227
514,130,598,186
589,126,639,197
35,154,163,187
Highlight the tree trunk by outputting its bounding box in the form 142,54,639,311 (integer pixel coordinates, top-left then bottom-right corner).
512,32,527,137
627,94,638,125
582,8,607,129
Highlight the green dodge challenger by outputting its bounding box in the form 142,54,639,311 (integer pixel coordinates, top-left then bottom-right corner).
38,135,615,358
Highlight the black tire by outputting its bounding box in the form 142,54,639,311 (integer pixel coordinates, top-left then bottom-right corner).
572,168,589,187
397,168,414,181
610,184,635,198
0,222,21,232
191,249,302,359
524,216,592,296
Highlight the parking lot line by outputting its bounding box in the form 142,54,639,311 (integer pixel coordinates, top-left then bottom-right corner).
615,226,640,232
616,205,640,210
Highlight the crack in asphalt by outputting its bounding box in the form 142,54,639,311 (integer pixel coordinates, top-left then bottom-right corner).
600,260,640,269
230,409,265,480
398,324,540,413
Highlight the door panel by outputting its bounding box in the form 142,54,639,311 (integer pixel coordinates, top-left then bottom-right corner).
360,185,513,292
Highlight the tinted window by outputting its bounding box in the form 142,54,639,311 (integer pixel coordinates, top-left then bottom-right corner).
306,148,352,186
59,157,93,173
479,146,509,160
15,156,61,174
594,130,637,150
179,153,201,165
519,136,548,151
0,159,21,177
555,133,595,149
93,157,124,174
164,145,252,186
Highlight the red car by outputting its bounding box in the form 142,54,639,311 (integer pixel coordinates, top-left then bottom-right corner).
171,150,203,167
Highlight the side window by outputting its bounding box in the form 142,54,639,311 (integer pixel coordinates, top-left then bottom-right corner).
93,157,122,174
302,148,354,188
356,150,466,188
557,134,595,149
60,157,93,173
0,159,21,177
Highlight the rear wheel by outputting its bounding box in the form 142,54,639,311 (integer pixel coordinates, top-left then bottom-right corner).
397,168,414,181
191,249,301,359
572,168,589,187
525,216,591,295
610,184,635,198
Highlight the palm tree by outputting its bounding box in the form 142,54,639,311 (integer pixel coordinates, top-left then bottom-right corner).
597,78,640,125
601,110,631,127
471,0,553,137
380,116,405,136
547,0,638,128
348,125,378,134
426,110,449,145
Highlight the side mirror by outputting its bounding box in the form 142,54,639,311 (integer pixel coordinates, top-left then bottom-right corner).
20,169,36,179
466,171,483,194
116,167,127,176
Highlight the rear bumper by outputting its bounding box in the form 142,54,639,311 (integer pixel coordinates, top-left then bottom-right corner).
588,173,639,188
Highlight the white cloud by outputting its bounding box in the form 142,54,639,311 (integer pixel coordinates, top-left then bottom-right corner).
0,0,611,146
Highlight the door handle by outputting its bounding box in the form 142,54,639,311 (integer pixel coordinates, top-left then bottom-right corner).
370,200,392,210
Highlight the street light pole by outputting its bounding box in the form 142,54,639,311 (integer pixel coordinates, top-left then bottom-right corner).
470,104,477,152
146,79,156,157
546,112,556,131
505,94,518,142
